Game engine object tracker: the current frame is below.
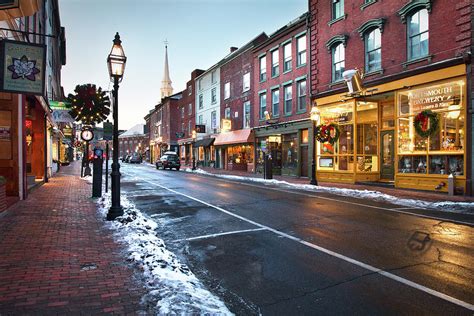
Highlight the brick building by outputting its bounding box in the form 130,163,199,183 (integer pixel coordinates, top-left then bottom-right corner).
213,33,268,172
118,124,147,158
309,0,473,194
253,13,311,177
176,69,204,165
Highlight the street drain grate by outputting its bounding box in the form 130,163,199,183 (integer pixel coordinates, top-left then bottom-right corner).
80,263,98,271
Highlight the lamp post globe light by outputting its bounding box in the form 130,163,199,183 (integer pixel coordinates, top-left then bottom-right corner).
310,105,320,186
106,32,127,221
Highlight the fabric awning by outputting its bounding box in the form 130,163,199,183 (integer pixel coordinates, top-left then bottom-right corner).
193,138,215,148
214,129,254,146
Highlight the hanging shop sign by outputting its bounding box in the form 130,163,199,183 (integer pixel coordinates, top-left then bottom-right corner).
0,40,46,95
221,119,231,132
52,109,75,123
195,124,206,133
49,100,71,110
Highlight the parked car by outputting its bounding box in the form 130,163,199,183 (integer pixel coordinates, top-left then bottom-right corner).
129,153,142,164
124,154,131,163
156,152,180,170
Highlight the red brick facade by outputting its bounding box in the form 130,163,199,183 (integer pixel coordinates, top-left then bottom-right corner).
176,69,204,139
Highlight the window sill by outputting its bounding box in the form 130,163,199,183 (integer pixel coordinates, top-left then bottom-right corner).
284,113,293,117
360,0,377,10
296,110,307,115
283,69,292,75
364,68,384,77
259,79,266,83
328,14,347,26
402,55,433,69
328,80,345,88
271,74,279,79
296,64,306,69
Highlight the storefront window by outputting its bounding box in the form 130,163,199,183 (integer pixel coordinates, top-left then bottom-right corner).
396,80,465,176
301,129,308,143
227,145,253,164
382,103,394,128
356,102,378,172
282,133,298,176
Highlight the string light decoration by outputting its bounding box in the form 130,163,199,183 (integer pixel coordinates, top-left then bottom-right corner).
67,84,110,125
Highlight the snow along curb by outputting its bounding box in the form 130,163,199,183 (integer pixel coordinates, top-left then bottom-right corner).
184,168,474,214
97,193,233,315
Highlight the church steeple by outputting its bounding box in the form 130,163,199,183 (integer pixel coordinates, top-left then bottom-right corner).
160,42,173,99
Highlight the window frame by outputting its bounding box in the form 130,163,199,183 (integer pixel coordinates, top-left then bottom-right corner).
271,88,280,117
332,0,344,20
283,42,292,72
284,84,292,115
211,87,217,104
297,79,307,112
364,28,382,73
407,9,429,61
224,82,230,100
271,49,279,77
198,94,203,109
296,34,307,67
243,73,250,92
243,101,251,129
259,92,267,120
331,43,345,82
259,55,267,82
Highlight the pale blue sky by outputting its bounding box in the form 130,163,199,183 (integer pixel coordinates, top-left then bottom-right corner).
59,0,307,129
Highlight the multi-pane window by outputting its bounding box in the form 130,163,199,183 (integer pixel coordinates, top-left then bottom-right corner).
181,107,185,118
211,88,217,104
365,29,381,72
225,107,231,119
198,79,202,90
188,85,192,95
408,9,429,60
284,85,292,114
272,89,280,117
188,103,192,115
283,43,292,72
259,55,266,82
332,0,344,20
243,101,251,128
211,111,216,129
296,35,306,67
259,93,266,120
224,82,230,99
198,115,203,124
297,80,306,112
198,94,203,109
188,120,192,135
211,70,216,83
243,73,250,92
271,49,279,77
332,43,345,82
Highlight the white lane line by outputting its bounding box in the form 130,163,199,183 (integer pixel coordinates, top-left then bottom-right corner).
137,176,474,311
173,228,267,242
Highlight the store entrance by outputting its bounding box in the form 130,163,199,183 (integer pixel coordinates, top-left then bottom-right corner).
380,130,394,180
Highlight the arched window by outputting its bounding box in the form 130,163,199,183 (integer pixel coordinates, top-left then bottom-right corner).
365,28,381,72
408,9,429,60
332,43,345,82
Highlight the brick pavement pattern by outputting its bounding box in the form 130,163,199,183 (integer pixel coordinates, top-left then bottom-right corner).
0,162,146,315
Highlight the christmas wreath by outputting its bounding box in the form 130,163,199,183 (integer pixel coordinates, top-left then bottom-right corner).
67,84,110,125
315,123,340,144
414,110,439,138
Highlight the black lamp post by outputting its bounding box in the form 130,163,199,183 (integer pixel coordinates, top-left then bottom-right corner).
310,105,320,185
106,32,127,221
192,130,196,170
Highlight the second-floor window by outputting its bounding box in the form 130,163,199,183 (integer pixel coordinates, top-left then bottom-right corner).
259,55,267,82
182,122,185,133
211,70,216,83
332,0,344,20
198,79,202,90
284,85,292,115
225,107,231,119
188,120,192,135
259,93,266,120
211,111,217,129
224,82,230,100
243,101,251,128
283,42,292,72
188,103,192,115
199,94,203,109
188,85,192,95
271,49,279,77
332,43,345,82
211,88,217,104
297,35,307,67
243,73,250,92
181,107,185,118
272,89,279,117
408,9,429,61
365,28,381,72
297,80,306,112
198,115,203,124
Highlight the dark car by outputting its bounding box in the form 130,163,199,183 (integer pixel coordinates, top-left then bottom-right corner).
156,153,180,170
124,154,131,163
129,153,142,164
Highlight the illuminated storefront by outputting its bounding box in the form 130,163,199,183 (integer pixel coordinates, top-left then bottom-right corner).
315,65,467,193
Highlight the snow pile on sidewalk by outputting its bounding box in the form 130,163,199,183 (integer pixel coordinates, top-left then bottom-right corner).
185,168,474,214
97,193,233,315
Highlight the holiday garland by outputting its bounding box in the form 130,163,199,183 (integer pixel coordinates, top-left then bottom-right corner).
67,84,110,125
414,110,439,138
315,123,340,144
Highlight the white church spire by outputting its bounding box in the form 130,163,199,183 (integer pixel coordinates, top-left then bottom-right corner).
160,42,173,99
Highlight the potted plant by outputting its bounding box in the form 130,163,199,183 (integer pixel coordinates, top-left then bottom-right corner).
0,176,6,212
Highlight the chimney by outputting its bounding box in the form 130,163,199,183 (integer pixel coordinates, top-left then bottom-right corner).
230,47,238,53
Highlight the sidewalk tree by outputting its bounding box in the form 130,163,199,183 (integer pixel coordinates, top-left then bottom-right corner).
67,84,110,125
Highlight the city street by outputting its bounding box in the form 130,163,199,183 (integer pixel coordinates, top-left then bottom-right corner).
119,163,474,315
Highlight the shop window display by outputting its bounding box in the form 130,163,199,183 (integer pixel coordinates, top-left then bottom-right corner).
396,80,465,176
282,133,298,176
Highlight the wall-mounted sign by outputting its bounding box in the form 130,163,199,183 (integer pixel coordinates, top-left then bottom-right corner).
52,109,75,123
49,100,71,110
408,82,461,113
0,40,46,95
195,124,206,133
103,122,113,140
221,119,231,132
0,126,11,140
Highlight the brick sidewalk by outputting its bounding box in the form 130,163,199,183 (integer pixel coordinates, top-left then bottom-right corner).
0,162,145,315
194,166,474,203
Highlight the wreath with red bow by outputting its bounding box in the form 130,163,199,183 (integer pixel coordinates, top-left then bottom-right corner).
67,84,110,125
414,110,439,138
315,123,340,144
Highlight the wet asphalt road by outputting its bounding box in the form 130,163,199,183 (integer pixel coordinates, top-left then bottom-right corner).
119,163,474,315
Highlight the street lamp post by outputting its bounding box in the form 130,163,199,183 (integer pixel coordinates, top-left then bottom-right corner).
192,130,197,170
106,32,127,221
310,105,320,185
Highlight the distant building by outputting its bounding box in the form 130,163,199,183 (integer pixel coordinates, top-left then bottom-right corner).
118,124,147,158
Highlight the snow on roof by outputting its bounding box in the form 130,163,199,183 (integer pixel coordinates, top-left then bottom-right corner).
119,124,145,138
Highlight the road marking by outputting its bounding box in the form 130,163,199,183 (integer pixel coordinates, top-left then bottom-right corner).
172,228,267,242
135,175,474,311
